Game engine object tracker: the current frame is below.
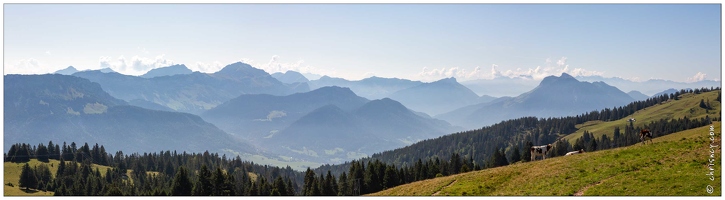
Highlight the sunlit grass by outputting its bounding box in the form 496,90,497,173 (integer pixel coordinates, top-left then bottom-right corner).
371,122,721,196
564,90,720,144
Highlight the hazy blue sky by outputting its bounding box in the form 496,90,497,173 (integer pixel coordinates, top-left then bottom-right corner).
4,4,721,82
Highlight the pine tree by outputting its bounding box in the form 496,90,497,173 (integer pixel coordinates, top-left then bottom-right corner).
36,143,49,162
192,165,212,196
700,99,709,109
510,147,521,163
303,168,316,195
171,166,192,196
522,141,533,162
338,172,349,196
285,177,296,196
272,177,287,196
587,138,598,152
19,163,38,190
382,165,398,190
211,167,226,195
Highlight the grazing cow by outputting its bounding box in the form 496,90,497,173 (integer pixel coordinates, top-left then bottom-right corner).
565,149,585,156
530,144,553,161
640,129,653,144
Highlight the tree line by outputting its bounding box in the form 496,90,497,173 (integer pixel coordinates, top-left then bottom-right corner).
313,87,720,191
7,87,720,196
6,142,303,196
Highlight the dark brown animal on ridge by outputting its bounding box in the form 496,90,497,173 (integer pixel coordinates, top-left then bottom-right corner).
640,129,653,144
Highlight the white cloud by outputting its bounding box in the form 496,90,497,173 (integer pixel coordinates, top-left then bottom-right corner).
5,58,49,75
687,72,707,82
99,54,174,76
556,57,568,67
45,51,51,55
242,55,337,78
415,56,605,82
193,61,224,73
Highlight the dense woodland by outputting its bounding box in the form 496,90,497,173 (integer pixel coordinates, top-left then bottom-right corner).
5,87,720,196
6,142,302,196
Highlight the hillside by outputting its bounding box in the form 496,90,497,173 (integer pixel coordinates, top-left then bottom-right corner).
3,159,135,196
388,77,482,116
308,75,423,100
439,73,636,129
141,64,193,78
72,62,303,114
4,74,258,155
371,122,721,196
564,90,721,144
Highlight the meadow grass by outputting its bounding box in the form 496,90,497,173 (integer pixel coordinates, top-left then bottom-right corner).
4,159,153,196
371,122,721,196
563,90,720,144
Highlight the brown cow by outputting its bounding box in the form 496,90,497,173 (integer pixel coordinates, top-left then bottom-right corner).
640,129,653,144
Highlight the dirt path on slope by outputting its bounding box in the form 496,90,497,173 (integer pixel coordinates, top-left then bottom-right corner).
574,176,615,196
432,179,458,196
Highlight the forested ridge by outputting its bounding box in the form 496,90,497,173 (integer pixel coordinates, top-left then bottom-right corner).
5,87,720,196
5,142,302,196
311,87,720,195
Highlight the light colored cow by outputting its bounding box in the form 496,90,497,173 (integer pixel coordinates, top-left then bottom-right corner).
530,144,553,161
565,149,585,156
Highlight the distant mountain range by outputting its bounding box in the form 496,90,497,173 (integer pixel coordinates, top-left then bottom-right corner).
576,75,719,96
54,66,79,75
141,64,193,78
652,88,680,98
72,62,308,114
461,77,540,97
308,76,423,100
201,86,459,163
3,74,258,155
627,90,650,101
272,71,309,84
438,73,636,129
388,77,495,116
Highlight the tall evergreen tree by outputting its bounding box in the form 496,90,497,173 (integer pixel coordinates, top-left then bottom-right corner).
192,165,212,196
19,163,37,190
171,166,193,196
303,168,316,196
510,147,521,163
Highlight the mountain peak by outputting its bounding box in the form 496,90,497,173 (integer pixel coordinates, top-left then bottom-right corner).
307,86,358,98
216,62,255,73
55,66,79,75
435,77,457,83
213,62,272,79
540,73,579,86
142,64,192,78
560,73,574,79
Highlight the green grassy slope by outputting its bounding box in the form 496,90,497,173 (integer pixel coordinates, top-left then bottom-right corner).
4,159,146,196
371,122,722,196
563,90,720,144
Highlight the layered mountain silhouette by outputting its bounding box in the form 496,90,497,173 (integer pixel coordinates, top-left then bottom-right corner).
461,76,540,97
627,90,650,101
201,86,458,163
388,77,490,116
576,75,719,96
72,62,307,114
308,75,422,100
4,74,258,155
271,71,309,84
652,88,680,98
438,73,636,129
54,66,79,75
141,64,193,78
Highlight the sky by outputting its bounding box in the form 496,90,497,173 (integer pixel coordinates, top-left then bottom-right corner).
3,4,722,83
